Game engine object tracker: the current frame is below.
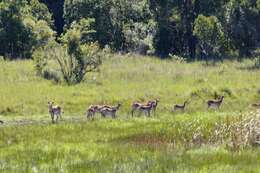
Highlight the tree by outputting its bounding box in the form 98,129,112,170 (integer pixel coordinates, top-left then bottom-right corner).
39,0,64,35
0,0,54,59
149,0,174,57
28,0,53,27
224,0,259,57
66,18,96,44
193,15,226,60
0,1,34,59
123,20,156,54
33,19,102,85
24,18,56,48
56,31,102,84
63,0,153,51
257,0,260,9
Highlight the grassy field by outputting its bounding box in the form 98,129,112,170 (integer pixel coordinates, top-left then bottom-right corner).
1,55,260,172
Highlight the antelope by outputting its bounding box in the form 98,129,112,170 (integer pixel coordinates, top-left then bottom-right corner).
131,99,159,117
86,104,115,119
86,105,102,119
48,101,62,123
138,103,153,117
0,120,3,124
147,99,159,115
86,107,97,119
131,102,147,117
99,103,121,118
173,100,189,112
207,96,224,109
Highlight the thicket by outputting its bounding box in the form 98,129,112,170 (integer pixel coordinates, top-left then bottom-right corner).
33,18,103,84
0,0,260,83
63,0,260,58
0,0,54,59
1,0,259,60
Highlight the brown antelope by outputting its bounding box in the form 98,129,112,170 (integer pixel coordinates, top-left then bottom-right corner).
252,103,260,109
99,103,121,118
173,100,189,112
138,103,153,117
86,107,97,119
86,105,102,119
207,96,224,109
147,99,159,115
131,102,147,117
86,104,115,119
131,99,159,117
48,101,62,123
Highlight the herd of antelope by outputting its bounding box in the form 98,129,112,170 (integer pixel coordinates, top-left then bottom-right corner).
46,96,228,123
0,95,259,124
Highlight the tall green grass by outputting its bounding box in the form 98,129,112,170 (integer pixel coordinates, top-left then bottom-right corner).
1,119,260,173
1,55,260,172
0,55,259,117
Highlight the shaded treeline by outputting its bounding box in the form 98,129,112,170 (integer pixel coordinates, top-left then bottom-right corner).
0,0,260,60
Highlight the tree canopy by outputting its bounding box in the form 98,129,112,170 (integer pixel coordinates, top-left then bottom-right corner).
0,0,259,60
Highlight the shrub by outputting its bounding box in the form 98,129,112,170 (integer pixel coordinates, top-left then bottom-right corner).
32,47,49,76
193,15,226,60
0,0,54,59
255,56,260,68
33,17,102,85
123,20,156,55
33,40,102,85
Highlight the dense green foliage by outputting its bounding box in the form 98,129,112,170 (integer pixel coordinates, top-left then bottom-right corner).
193,15,226,60
63,0,260,58
33,18,102,84
0,0,259,60
0,0,54,59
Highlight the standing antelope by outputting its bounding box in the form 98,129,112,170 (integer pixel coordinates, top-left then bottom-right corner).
86,105,102,119
48,101,62,123
99,103,121,118
86,104,116,119
207,96,224,109
138,103,153,117
86,106,97,119
147,99,159,115
131,102,147,117
173,100,189,112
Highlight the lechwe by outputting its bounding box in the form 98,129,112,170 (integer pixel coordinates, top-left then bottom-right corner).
138,103,153,117
48,101,63,123
86,104,111,119
147,99,159,115
207,96,224,109
131,99,159,117
99,103,121,118
131,102,147,117
173,100,189,112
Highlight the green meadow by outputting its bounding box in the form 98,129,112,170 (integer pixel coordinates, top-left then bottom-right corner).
1,55,260,172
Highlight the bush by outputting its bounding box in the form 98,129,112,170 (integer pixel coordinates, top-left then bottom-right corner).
32,47,48,76
33,17,102,85
33,40,102,85
0,0,54,59
193,15,226,60
42,68,61,83
255,56,260,68
123,20,156,55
